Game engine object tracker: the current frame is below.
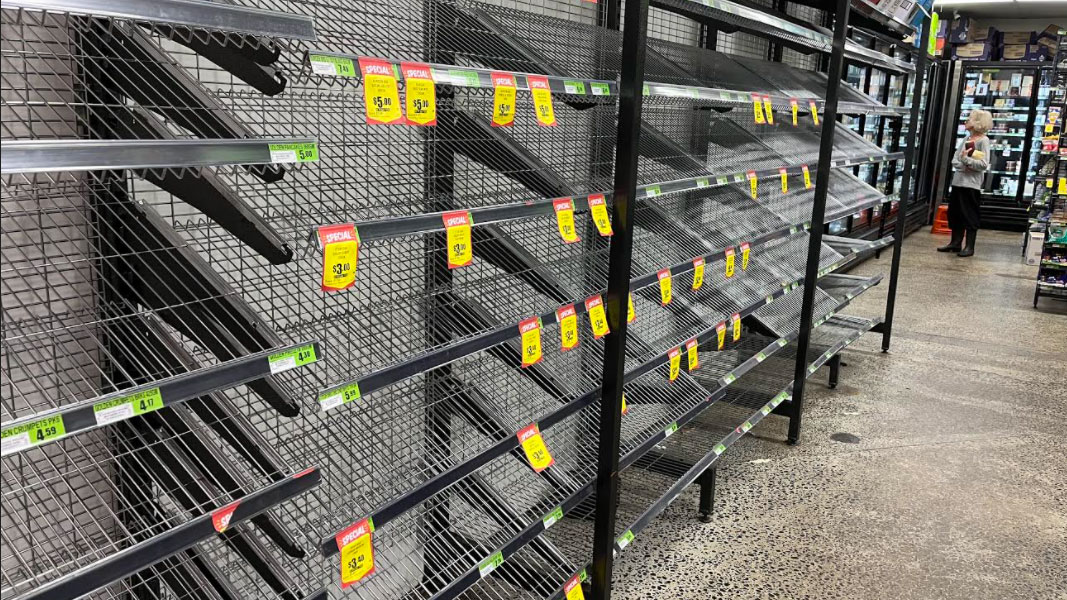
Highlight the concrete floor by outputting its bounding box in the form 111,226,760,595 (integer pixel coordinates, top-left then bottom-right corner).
612,228,1067,600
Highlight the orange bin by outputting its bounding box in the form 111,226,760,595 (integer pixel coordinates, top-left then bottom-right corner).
931,204,951,234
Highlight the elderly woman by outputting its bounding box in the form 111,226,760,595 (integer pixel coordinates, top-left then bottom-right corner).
938,109,992,257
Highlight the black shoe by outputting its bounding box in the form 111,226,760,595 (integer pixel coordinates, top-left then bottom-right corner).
957,247,974,257
938,230,964,252
937,244,962,252
957,229,976,257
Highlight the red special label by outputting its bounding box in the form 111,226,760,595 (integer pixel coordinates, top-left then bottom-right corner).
212,501,240,533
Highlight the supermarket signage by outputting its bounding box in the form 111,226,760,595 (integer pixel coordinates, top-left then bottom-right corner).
93,387,162,425
337,517,375,588
479,551,504,578
269,142,318,163
268,344,318,375
1,415,67,456
309,53,356,76
319,382,361,412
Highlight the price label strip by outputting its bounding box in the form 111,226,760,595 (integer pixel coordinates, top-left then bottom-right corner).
668,347,681,382
724,247,736,278
557,304,579,352
319,382,361,412
692,257,705,290
359,57,402,125
402,62,437,126
309,53,355,76
317,223,360,292
585,295,610,339
519,317,543,368
93,388,162,425
543,506,564,529
553,198,580,243
337,518,375,588
779,167,788,194
269,344,318,375
740,242,750,271
751,93,765,124
802,164,812,189
479,552,504,578
517,423,555,472
587,193,613,236
686,339,699,371
657,269,673,306
442,211,473,269
528,75,557,127
731,312,742,342
747,171,758,199
1,415,66,456
269,142,318,163
716,321,727,350
491,72,517,127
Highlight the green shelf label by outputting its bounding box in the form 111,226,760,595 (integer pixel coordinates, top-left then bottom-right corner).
449,69,481,87
617,530,635,549
664,422,678,437
713,442,727,455
777,338,788,347
308,54,356,77
761,405,772,415
642,83,650,96
716,175,730,185
741,421,752,432
319,382,361,412
268,142,318,163
543,506,564,529
722,373,736,385
756,352,766,362
696,178,709,188
93,387,163,425
1,415,66,455
269,344,318,375
590,82,610,96
564,80,586,95
479,552,504,578
646,185,661,197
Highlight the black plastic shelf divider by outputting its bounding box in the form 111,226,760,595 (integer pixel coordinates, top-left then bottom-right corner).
0,340,323,457
14,467,322,600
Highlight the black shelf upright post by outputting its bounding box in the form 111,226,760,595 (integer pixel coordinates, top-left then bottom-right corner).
881,15,932,352
786,0,851,446
590,0,649,596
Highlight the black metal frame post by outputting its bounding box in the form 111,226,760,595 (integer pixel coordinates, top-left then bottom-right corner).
590,0,649,596
786,0,850,446
881,15,932,352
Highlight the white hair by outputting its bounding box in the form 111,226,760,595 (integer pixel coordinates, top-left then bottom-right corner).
967,109,993,135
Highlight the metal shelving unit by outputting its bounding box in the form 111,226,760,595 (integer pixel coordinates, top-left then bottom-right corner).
1032,32,1067,307
0,0,929,598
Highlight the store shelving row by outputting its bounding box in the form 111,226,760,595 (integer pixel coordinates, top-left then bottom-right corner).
0,0,928,598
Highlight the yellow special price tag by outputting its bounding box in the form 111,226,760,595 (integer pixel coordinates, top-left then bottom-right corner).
336,518,375,589
402,62,436,126
565,574,586,600
762,95,774,125
491,72,517,127
317,224,360,292
518,423,554,472
747,171,758,199
751,93,765,124
528,75,557,127
779,167,788,194
1059,177,1067,195
553,198,580,243
627,292,636,323
668,347,681,382
731,312,742,342
442,211,473,269
621,393,629,415
358,58,402,125
686,339,699,371
557,304,579,352
657,269,673,305
809,100,819,125
519,317,543,367
790,98,799,126
724,247,736,278
1047,177,1054,189
692,257,705,290
802,165,812,189
740,242,750,270
1046,123,1055,134
716,322,727,350
587,194,613,236
585,295,610,339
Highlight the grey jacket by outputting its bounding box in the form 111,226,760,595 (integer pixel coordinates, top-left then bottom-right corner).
951,136,990,190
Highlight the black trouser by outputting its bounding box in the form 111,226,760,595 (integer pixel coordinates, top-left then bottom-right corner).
947,186,981,231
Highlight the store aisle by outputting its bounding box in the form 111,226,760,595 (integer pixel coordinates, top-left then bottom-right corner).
611,229,1067,600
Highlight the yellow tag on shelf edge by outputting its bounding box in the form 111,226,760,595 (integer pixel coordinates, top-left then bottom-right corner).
657,268,673,306
442,211,473,268
809,100,820,126
317,224,360,292
692,257,705,290
686,339,699,371
337,518,375,588
762,95,774,125
732,312,742,342
747,171,758,199
528,74,557,127
724,246,736,278
518,423,555,472
621,393,628,415
588,193,613,236
557,304,579,352
553,197,580,244
586,295,610,339
752,93,765,124
668,347,681,382
565,574,586,600
716,321,727,350
1059,177,1067,194
779,167,788,194
740,242,750,271
802,165,812,189
491,71,517,127
519,316,543,367
402,62,437,126
790,98,799,126
359,58,402,125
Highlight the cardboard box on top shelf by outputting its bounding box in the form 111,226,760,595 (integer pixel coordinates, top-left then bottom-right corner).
1003,44,1053,62
1001,31,1033,46
953,40,998,61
